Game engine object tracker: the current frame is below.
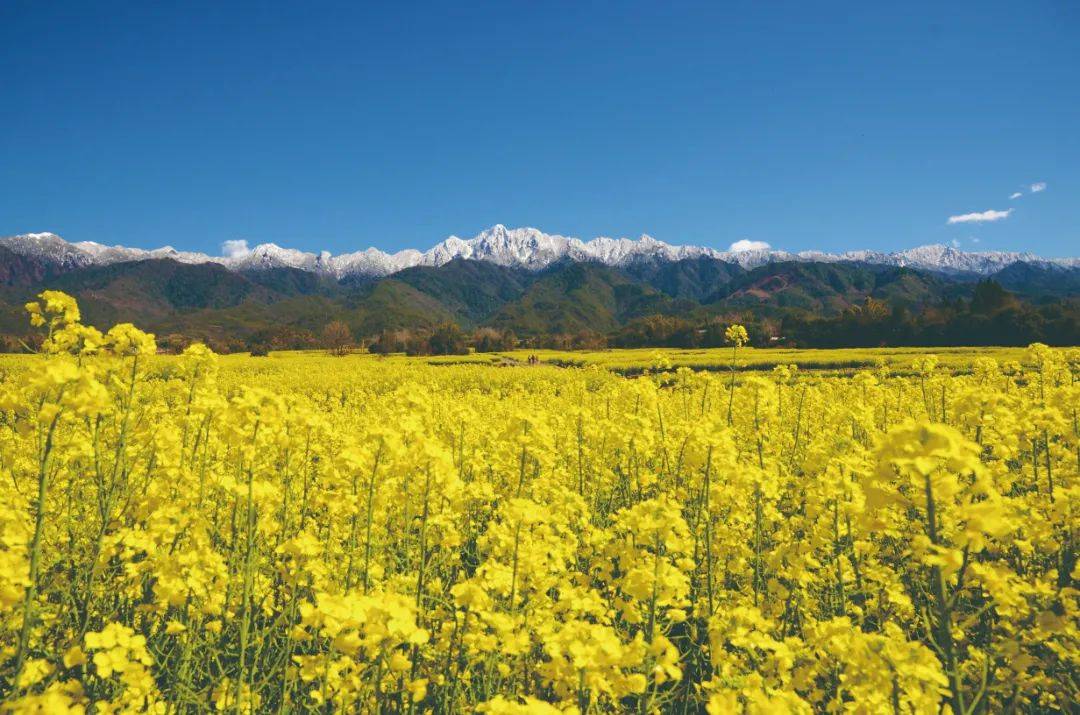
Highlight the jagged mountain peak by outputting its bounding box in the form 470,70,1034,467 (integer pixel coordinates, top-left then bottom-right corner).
4,232,94,269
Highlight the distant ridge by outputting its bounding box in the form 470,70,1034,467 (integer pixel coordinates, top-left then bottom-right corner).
3,225,1078,278
1,226,1078,349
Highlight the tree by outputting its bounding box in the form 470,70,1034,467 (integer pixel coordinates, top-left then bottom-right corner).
159,333,193,354
248,341,271,357
370,329,412,355
323,321,353,356
267,326,319,350
427,322,468,355
474,327,516,352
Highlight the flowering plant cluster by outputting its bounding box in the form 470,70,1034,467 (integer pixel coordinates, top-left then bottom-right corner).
0,294,1076,713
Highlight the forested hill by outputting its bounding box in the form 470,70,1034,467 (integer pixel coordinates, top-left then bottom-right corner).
1,250,1077,352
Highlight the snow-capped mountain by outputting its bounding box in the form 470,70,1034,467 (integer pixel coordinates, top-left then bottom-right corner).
889,245,1056,274
2,225,1077,279
74,241,219,266
2,232,97,270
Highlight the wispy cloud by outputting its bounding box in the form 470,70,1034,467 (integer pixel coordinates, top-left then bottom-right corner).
728,239,771,252
971,237,980,244
947,209,1013,224
1009,192,1023,200
951,239,961,248
221,239,251,258
1030,181,1046,193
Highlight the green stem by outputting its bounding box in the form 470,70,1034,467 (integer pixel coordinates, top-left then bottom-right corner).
13,404,63,686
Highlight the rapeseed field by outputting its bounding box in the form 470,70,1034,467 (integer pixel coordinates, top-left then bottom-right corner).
0,292,1076,713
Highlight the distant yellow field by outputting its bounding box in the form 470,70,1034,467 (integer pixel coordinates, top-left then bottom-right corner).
423,345,1038,374
0,345,1045,385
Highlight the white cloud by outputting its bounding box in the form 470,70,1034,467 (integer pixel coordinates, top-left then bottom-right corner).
1009,192,1023,200
971,237,980,244
951,239,961,248
728,239,771,252
1030,181,1046,193
221,239,251,258
947,208,1013,224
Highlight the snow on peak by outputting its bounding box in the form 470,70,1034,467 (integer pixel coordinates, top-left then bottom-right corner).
1,232,95,269
889,244,1052,274
2,226,1077,278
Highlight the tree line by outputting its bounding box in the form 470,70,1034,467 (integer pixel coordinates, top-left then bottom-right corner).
782,281,1080,348
1,280,1075,355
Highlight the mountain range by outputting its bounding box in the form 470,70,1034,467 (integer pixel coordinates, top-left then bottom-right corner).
4,225,1079,278
1,225,1078,349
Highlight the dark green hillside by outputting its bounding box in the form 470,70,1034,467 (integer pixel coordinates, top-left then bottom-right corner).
990,263,1080,298
622,256,745,300
240,266,338,296
713,262,947,312
391,259,532,324
486,261,676,335
22,260,268,332
0,253,1076,349
340,280,458,333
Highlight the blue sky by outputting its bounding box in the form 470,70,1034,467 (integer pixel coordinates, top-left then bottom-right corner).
1,1,1076,257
